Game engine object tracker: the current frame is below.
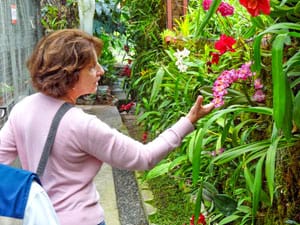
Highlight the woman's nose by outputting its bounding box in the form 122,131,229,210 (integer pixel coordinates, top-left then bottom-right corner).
97,63,105,76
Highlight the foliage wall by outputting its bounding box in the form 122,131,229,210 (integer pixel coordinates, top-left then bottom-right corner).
122,0,300,224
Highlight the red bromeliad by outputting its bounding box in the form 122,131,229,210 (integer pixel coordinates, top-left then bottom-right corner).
185,214,206,225
214,34,236,55
119,102,135,112
239,0,271,17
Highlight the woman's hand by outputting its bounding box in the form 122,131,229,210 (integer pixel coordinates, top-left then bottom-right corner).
186,95,215,124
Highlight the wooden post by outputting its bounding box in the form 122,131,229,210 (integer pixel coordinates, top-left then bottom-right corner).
166,0,173,29
183,0,188,15
166,0,189,29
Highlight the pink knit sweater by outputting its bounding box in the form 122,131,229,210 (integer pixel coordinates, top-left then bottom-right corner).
0,93,194,225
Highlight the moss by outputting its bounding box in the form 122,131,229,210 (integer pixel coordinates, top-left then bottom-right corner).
146,174,193,225
261,144,300,224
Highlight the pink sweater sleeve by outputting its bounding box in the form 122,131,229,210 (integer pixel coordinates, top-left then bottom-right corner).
83,116,194,170
0,114,18,165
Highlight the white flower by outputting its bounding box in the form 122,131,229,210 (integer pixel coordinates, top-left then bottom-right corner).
181,48,190,57
173,48,190,72
174,48,190,59
174,49,183,59
175,59,183,66
178,64,188,72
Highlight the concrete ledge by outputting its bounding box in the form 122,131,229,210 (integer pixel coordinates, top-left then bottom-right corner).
95,164,120,225
113,168,148,225
135,172,157,225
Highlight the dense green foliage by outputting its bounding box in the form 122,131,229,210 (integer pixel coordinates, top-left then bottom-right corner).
122,0,300,224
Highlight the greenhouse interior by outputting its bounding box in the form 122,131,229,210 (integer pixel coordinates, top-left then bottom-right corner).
0,0,300,225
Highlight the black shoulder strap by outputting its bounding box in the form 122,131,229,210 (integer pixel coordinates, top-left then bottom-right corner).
36,102,73,177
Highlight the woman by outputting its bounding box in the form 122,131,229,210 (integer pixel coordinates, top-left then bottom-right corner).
0,29,214,225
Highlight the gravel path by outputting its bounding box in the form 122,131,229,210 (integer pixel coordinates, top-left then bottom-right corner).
113,168,148,225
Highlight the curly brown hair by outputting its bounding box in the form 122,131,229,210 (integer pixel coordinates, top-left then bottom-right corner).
27,29,103,98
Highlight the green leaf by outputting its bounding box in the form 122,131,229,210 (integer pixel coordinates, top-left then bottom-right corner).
232,119,256,146
293,92,300,129
218,215,241,225
168,155,187,170
213,194,237,216
253,23,300,74
193,106,272,184
137,111,161,123
202,181,219,201
146,161,171,180
188,131,197,163
252,155,265,219
184,77,194,106
252,35,264,73
195,0,221,37
221,116,233,146
244,166,254,193
250,16,266,30
264,23,300,33
265,129,281,204
212,140,270,165
289,76,300,88
192,127,205,184
272,33,288,130
243,26,257,40
285,219,300,225
150,66,164,103
284,50,300,73
282,81,293,139
194,185,203,222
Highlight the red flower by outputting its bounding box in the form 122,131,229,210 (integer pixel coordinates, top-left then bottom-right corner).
203,0,234,17
188,214,206,225
202,0,212,10
121,65,131,77
214,34,236,55
197,214,206,225
190,215,195,225
142,131,148,143
217,2,234,16
124,45,129,52
119,102,135,112
239,0,271,17
211,52,220,64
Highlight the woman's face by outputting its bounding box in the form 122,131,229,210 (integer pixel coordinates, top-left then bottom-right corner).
74,50,105,96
